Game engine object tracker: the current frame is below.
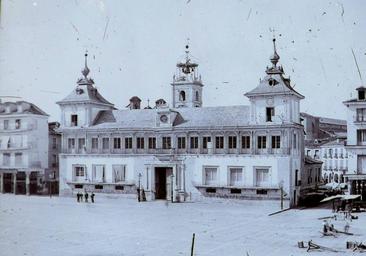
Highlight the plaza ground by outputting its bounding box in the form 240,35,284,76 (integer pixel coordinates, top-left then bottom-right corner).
0,194,365,256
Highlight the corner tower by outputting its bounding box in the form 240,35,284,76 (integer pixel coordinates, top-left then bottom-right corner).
171,45,203,108
56,52,114,128
245,38,304,125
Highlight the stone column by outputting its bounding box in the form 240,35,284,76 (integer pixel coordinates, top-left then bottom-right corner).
0,173,3,193
26,172,30,196
13,173,17,194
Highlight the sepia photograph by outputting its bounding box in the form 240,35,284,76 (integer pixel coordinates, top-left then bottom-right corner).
0,0,365,255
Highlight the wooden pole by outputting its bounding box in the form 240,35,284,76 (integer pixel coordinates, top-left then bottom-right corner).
191,233,195,256
280,186,283,210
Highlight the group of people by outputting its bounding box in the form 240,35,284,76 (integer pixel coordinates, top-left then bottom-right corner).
76,191,95,203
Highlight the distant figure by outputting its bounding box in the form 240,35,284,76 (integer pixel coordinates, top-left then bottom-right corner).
91,192,95,203
84,192,89,203
137,187,141,202
344,222,350,233
141,189,146,202
76,192,80,202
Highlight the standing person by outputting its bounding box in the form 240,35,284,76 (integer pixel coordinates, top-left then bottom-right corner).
84,192,89,203
77,192,80,202
91,192,95,203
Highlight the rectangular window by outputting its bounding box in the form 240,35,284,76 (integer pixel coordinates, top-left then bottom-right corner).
125,137,133,149
113,165,126,183
15,119,21,129
162,136,171,149
204,167,218,185
74,165,85,177
71,115,78,126
190,136,198,149
271,136,281,149
102,138,109,150
256,168,269,187
257,136,266,149
357,130,366,144
92,164,105,182
293,134,297,149
78,138,86,150
68,138,75,149
215,136,224,149
52,137,57,149
230,167,243,186
4,120,9,130
202,136,211,149
241,136,250,149
266,107,275,122
113,137,121,149
92,138,98,149
137,137,145,149
3,153,10,166
14,152,22,165
356,108,366,122
148,137,156,149
177,137,186,149
228,136,237,149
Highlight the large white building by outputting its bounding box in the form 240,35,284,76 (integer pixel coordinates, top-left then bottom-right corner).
0,101,49,195
344,87,366,200
57,40,305,206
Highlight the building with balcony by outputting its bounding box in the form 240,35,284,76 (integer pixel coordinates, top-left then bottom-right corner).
0,101,49,195
57,40,305,206
343,86,366,200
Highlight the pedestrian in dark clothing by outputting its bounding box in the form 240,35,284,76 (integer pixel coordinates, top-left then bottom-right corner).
84,192,89,202
91,193,95,203
77,192,80,202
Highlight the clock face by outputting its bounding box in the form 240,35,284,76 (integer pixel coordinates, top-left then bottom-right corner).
160,115,168,123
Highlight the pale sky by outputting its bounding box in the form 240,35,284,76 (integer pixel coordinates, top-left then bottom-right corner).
0,0,366,121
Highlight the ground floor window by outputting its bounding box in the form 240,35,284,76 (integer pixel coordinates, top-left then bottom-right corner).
204,167,218,185
229,167,243,186
73,165,86,181
92,165,105,182
113,165,126,183
256,168,270,187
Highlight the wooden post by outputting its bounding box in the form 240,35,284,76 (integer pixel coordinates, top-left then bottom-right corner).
280,186,283,210
190,233,195,256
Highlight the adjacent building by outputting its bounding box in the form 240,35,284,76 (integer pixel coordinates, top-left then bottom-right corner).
0,101,49,195
57,40,305,206
344,86,366,200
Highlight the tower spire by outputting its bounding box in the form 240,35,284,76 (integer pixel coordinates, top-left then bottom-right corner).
270,37,280,67
81,50,90,78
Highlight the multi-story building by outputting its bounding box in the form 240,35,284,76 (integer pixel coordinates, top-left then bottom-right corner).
57,40,305,206
344,86,366,200
46,122,61,194
0,101,49,195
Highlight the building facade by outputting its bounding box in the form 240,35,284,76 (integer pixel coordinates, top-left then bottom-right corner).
57,41,305,206
0,101,49,195
46,122,61,194
344,87,366,200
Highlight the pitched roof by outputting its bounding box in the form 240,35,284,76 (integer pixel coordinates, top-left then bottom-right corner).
244,73,304,99
0,101,48,116
92,105,251,129
57,84,114,106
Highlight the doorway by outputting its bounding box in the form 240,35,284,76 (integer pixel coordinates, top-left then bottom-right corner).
3,173,13,193
155,167,172,200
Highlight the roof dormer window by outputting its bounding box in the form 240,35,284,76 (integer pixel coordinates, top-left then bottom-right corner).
268,78,278,86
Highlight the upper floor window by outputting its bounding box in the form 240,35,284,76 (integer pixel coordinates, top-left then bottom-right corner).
257,136,266,149
71,115,78,127
271,136,281,149
228,136,237,149
190,136,198,149
202,136,211,149
113,165,126,182
102,138,109,150
137,137,145,149
15,152,22,165
125,137,133,149
266,107,275,122
3,120,9,130
3,153,10,166
178,137,186,149
293,134,297,149
162,136,171,149
204,167,218,185
74,165,85,177
68,138,75,149
78,138,86,150
242,136,250,149
113,138,121,149
15,119,21,129
215,136,224,149
229,167,243,186
92,164,105,182
357,129,366,145
195,91,199,101
92,138,98,149
148,137,156,149
356,108,366,122
52,137,57,149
